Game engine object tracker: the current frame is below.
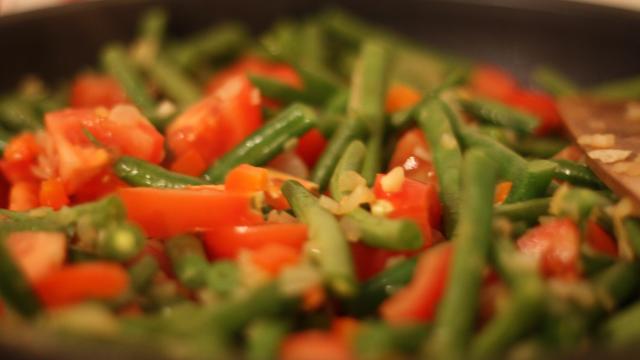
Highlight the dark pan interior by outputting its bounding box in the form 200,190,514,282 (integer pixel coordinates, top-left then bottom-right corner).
1,0,640,358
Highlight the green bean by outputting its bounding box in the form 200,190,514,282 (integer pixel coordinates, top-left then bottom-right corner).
204,103,317,183
531,66,578,97
494,198,551,224
248,74,314,104
462,98,539,134
590,74,640,100
346,208,423,251
329,140,366,200
600,301,640,347
581,246,615,277
470,239,545,359
259,20,300,63
129,255,159,293
282,180,357,297
0,126,11,154
361,132,384,185
205,260,239,298
97,222,145,262
460,130,527,184
101,44,160,126
356,322,431,359
138,7,167,46
504,160,556,203
349,257,417,316
114,156,206,188
165,235,209,289
298,21,328,71
311,116,367,190
551,159,605,189
424,148,498,360
348,40,390,132
549,184,612,223
0,230,41,317
170,23,249,69
0,97,41,131
146,57,201,107
246,319,289,360
416,98,463,235
622,218,640,259
296,66,343,106
511,136,568,158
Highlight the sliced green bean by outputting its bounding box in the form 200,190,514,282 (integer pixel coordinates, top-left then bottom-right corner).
531,66,578,97
461,98,538,134
361,132,384,185
425,148,498,360
0,126,11,154
246,319,289,360
146,57,201,107
129,255,159,293
101,44,160,126
504,160,556,203
600,301,640,347
494,198,551,224
114,156,207,188
205,260,239,298
204,103,317,183
248,74,314,104
590,74,640,100
97,222,145,262
417,98,463,235
551,159,605,189
0,97,41,131
165,235,209,289
311,116,367,190
170,23,249,69
282,180,357,297
329,140,366,200
356,322,431,359
549,184,612,223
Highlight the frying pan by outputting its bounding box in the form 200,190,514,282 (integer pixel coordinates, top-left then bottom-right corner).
0,0,640,358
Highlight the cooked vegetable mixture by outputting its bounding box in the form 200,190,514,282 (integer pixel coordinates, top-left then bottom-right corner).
2,7,640,360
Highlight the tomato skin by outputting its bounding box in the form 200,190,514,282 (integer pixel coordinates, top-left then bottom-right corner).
167,76,262,165
294,129,327,168
494,181,512,205
169,149,208,177
0,133,41,185
373,175,442,243
504,89,562,135
70,74,128,108
71,169,128,204
34,262,129,309
0,175,8,208
117,186,263,238
249,243,301,276
380,243,453,324
6,231,66,283
388,128,437,184
203,223,307,259
39,178,69,210
585,221,618,257
8,181,40,211
280,331,353,360
385,83,422,113
517,218,581,279
470,65,518,101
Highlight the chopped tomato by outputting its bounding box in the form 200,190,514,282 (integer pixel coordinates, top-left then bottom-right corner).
388,128,436,185
248,243,301,276
585,221,618,257
331,317,361,346
504,89,562,135
553,145,584,162
470,65,518,101
373,174,442,243
385,83,422,113
0,132,41,184
34,262,129,308
224,164,318,210
380,243,453,324
478,273,508,324
294,129,328,168
517,218,580,279
6,231,66,283
302,285,326,311
45,106,164,193
203,223,307,259
280,331,353,360
0,175,8,208
71,169,128,204
167,76,262,166
169,149,208,177
205,56,302,95
8,181,39,211
494,181,512,205
39,178,69,209
70,74,128,108
117,186,263,238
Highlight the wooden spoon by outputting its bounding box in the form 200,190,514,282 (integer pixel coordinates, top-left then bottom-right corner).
558,97,640,204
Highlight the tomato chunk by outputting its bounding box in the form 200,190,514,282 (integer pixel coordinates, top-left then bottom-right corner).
34,262,129,308
39,178,69,210
380,243,453,324
388,128,436,184
280,331,353,360
585,221,618,257
6,231,66,283
118,186,263,238
203,223,308,259
249,243,301,276
294,129,327,168
385,83,422,113
504,89,562,135
517,218,580,278
8,181,40,211
70,74,128,108
470,65,518,101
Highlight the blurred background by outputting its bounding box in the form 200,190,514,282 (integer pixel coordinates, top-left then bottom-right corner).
1,0,640,15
